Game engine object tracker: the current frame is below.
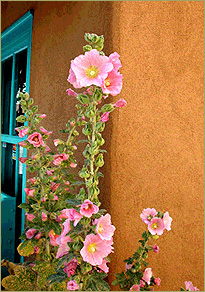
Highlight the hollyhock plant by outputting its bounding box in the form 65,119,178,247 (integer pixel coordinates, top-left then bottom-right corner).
15,127,29,138
2,33,197,292
184,281,199,291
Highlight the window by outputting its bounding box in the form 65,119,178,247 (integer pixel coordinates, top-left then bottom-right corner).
1,10,33,266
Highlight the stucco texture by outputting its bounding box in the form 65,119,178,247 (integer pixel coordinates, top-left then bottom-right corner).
1,1,204,291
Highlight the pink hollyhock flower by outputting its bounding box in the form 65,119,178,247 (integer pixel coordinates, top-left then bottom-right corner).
39,127,48,134
67,63,82,88
70,121,74,127
95,214,115,240
185,281,199,291
109,52,122,71
53,154,69,165
101,70,123,96
154,278,161,286
41,196,46,202
46,169,54,176
34,246,40,254
130,284,140,291
70,162,77,168
73,145,77,150
152,244,159,254
63,258,78,277
125,264,132,271
39,114,46,118
45,145,51,153
51,182,60,191
26,213,35,222
80,233,113,266
148,217,164,235
70,49,113,88
60,209,82,226
42,212,47,222
18,141,27,147
56,215,62,222
140,280,145,287
80,200,99,218
49,230,60,246
115,98,127,108
26,228,37,239
24,188,35,197
66,88,78,97
98,259,109,273
32,153,38,160
35,232,42,240
53,195,58,201
81,115,85,120
100,112,109,123
142,268,153,285
18,157,27,163
140,208,158,225
15,127,29,138
56,220,72,259
53,139,60,146
163,211,172,231
29,178,37,184
64,181,70,186
67,280,79,291
87,87,92,95
27,132,45,147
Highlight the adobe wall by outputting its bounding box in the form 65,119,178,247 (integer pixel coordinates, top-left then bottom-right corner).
2,1,204,290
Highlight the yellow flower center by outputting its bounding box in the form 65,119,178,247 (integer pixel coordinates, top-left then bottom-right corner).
98,224,104,234
86,66,98,78
85,204,92,210
104,79,111,87
152,223,158,229
87,243,96,253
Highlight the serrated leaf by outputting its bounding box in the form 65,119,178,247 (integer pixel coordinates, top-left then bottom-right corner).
32,262,55,288
56,252,75,270
65,198,81,205
47,269,67,285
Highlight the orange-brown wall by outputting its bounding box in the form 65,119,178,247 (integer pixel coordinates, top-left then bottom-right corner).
2,2,204,291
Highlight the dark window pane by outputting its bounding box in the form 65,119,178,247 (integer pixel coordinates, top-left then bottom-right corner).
14,49,27,133
1,57,13,134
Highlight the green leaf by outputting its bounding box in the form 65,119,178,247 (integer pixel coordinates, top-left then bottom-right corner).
56,252,75,270
16,115,26,123
47,269,67,285
18,203,31,210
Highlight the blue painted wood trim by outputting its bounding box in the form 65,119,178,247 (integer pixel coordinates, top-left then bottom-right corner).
9,54,16,135
1,134,25,144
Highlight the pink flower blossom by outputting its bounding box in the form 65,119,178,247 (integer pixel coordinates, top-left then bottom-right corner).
39,114,46,118
95,214,115,240
51,182,60,191
26,228,37,239
53,195,58,201
66,88,78,97
152,244,159,254
63,258,78,277
100,112,109,123
64,181,70,186
140,280,145,287
26,213,35,222
15,127,29,138
154,278,161,286
130,284,140,291
163,211,172,231
140,208,158,225
53,154,69,165
125,264,132,271
41,196,46,202
56,220,72,259
73,145,77,150
70,162,77,168
54,139,60,146
115,98,127,108
60,209,82,226
80,233,113,266
49,230,60,246
18,157,27,163
142,268,153,285
46,169,54,176
81,115,85,120
35,232,42,240
24,188,35,197
80,200,99,218
42,212,47,221
67,64,82,89
109,52,122,71
39,127,48,134
29,178,37,184
67,280,79,291
69,49,113,88
45,145,51,153
185,281,199,291
98,259,109,273
70,121,74,127
101,70,123,96
148,217,164,235
27,132,45,147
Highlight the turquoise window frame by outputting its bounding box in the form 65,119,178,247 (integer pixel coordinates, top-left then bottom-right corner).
1,10,33,261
